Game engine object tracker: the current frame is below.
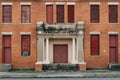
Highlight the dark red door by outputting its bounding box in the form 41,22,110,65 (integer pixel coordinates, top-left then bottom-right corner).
53,44,68,63
109,35,118,63
2,35,11,64
110,47,117,63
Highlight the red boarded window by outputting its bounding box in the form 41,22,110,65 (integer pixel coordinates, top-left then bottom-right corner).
68,5,74,23
46,5,53,23
90,5,99,23
21,5,31,23
57,5,64,23
109,35,118,47
2,5,12,23
90,35,99,55
21,35,30,56
109,5,118,23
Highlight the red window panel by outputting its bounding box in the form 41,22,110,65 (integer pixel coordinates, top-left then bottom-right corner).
90,35,99,55
109,5,118,23
3,35,11,47
57,5,64,23
68,5,74,23
90,5,99,23
46,5,53,23
109,35,118,47
21,5,31,23
2,5,12,23
21,35,30,56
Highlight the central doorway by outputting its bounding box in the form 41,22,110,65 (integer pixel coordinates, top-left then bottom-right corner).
53,44,68,63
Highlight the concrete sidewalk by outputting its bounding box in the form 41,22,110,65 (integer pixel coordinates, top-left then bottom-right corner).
0,70,120,78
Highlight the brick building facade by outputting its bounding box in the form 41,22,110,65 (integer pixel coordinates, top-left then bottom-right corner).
0,0,120,71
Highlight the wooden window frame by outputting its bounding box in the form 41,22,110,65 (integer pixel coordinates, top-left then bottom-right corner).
2,5,12,23
21,35,30,56
21,5,31,23
68,5,74,23
90,5,100,23
57,5,64,23
90,35,99,55
46,5,53,23
109,5,118,23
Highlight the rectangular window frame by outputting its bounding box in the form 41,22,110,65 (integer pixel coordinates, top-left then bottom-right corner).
68,5,74,23
56,5,64,23
109,5,118,23
21,35,31,57
46,5,53,23
90,5,100,23
2,5,12,23
21,5,31,23
90,35,100,55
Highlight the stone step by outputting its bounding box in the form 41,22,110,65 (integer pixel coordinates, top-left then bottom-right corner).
43,64,79,71
109,64,120,71
0,64,12,72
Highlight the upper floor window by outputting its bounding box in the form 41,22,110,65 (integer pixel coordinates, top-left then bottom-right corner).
2,5,12,23
21,5,31,23
46,5,53,23
57,5,64,23
90,5,99,23
68,5,74,23
109,5,118,23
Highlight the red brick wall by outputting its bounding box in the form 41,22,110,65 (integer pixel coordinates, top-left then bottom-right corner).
0,0,120,69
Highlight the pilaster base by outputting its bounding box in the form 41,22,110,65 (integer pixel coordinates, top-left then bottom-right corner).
35,62,43,71
78,62,86,71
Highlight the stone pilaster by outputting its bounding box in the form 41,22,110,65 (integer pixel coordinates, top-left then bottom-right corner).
35,37,44,71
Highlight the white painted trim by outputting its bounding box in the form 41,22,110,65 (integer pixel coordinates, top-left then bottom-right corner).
108,32,119,35
56,2,65,5
89,2,100,5
90,32,100,35
108,2,119,5
20,2,31,5
1,32,12,35
35,62,43,64
20,32,31,35
78,62,86,64
45,2,54,5
37,22,43,25
67,2,75,5
78,21,84,24
1,2,13,5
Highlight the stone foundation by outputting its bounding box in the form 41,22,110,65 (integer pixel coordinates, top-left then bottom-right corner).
78,62,86,71
0,64,12,72
43,64,79,71
109,64,120,71
35,63,42,71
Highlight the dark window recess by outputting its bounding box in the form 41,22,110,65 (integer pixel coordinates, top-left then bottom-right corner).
21,5,31,23
2,5,12,23
90,5,99,23
46,5,53,23
90,35,99,55
109,5,118,23
68,5,74,23
21,35,30,56
57,5,64,23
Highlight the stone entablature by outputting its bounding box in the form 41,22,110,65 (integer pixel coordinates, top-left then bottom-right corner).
36,22,84,35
